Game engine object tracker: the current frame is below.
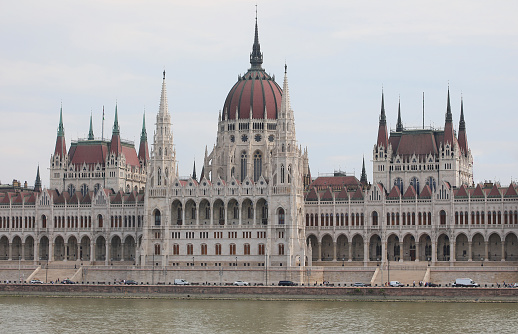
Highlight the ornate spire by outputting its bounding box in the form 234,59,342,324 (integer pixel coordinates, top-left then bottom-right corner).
396,97,403,132
192,159,197,181
280,63,291,118
360,156,368,185
380,90,386,126
249,9,263,70
57,105,65,137
88,113,94,140
158,71,169,117
34,165,42,192
459,96,465,131
112,103,120,135
445,86,453,123
140,112,147,142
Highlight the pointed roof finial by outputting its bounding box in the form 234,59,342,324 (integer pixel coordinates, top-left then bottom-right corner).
140,112,147,141
250,6,263,69
360,156,368,185
459,95,465,131
380,89,386,125
192,159,197,181
34,165,42,192
445,85,452,123
57,105,65,137
396,95,403,132
113,103,120,135
88,113,94,140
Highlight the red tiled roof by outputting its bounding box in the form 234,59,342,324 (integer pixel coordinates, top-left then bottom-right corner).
403,185,417,199
387,186,401,199
310,176,360,189
504,185,518,197
487,184,502,198
321,188,333,201
472,184,485,198
69,142,108,166
305,188,318,201
394,131,438,157
121,144,140,167
351,188,363,200
420,185,432,198
335,187,348,200
455,185,469,197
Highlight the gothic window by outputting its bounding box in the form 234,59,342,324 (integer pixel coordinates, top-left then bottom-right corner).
80,184,88,196
394,178,404,192
372,211,378,225
281,165,285,183
158,168,162,186
288,165,292,184
240,151,247,182
154,244,161,255
278,244,285,255
410,177,420,195
282,144,285,152
253,151,262,182
159,147,162,156
426,177,436,192
154,210,161,226
278,208,285,225
67,184,76,195
440,210,446,225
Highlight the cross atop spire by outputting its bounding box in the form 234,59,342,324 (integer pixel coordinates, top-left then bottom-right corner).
88,113,94,140
249,8,263,70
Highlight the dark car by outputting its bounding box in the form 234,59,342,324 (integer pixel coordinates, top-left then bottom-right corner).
352,282,370,287
61,279,75,284
278,280,297,286
124,279,138,285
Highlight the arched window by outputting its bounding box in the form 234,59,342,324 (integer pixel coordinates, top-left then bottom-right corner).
157,168,162,186
394,178,404,191
154,210,161,226
253,151,262,182
240,151,247,182
426,177,436,192
410,177,420,195
440,210,446,225
281,165,285,183
278,208,285,225
372,211,378,225
278,244,285,255
288,165,292,184
154,244,161,255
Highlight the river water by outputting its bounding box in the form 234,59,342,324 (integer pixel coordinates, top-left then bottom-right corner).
0,297,516,333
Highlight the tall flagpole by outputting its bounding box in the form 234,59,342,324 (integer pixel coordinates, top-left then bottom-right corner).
102,106,105,141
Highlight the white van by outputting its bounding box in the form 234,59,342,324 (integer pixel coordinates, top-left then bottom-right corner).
174,279,189,285
452,278,479,287
389,281,404,287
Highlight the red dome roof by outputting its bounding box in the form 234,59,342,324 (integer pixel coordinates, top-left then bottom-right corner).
223,70,282,120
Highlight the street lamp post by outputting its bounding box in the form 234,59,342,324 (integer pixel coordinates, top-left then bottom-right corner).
18,256,21,284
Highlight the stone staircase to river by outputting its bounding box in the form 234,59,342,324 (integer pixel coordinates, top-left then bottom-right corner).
27,263,81,283
371,264,429,286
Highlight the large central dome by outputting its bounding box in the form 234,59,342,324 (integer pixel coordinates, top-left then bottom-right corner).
222,18,282,121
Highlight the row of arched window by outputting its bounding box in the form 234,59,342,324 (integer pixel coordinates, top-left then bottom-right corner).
110,215,143,228
0,216,35,229
306,210,442,227
306,213,364,227
455,210,518,225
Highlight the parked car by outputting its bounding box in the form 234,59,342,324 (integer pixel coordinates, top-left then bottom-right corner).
233,280,249,286
352,282,370,287
124,279,138,285
61,279,75,284
389,281,404,287
30,279,43,284
174,279,189,285
278,280,297,286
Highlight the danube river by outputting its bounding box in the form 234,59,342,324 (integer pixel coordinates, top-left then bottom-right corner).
0,297,516,333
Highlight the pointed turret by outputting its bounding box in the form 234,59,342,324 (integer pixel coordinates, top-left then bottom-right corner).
396,97,403,132
34,165,42,192
360,156,368,186
443,86,454,146
88,113,94,140
376,90,389,148
249,11,263,70
457,96,468,155
192,159,197,181
110,104,122,155
54,106,67,157
138,113,149,163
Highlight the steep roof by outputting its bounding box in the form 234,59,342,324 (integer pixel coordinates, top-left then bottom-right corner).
321,188,333,201
387,186,401,199
403,185,417,199
305,188,318,201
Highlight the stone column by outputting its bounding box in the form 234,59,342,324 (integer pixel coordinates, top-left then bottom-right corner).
196,204,199,226
34,239,39,265
415,242,420,262
484,241,489,261
210,202,214,226
399,242,404,262
317,242,322,261
105,239,109,265
501,242,506,261
348,242,352,261
431,241,437,264
64,243,68,262
332,242,337,261
450,239,455,266
21,242,25,261
182,206,185,226
8,242,12,260
364,241,369,264
50,242,54,261
468,242,472,261
121,242,125,261
382,241,387,262
90,240,95,262
238,203,242,226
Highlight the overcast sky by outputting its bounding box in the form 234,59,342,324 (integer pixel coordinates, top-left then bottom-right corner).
1,0,517,188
